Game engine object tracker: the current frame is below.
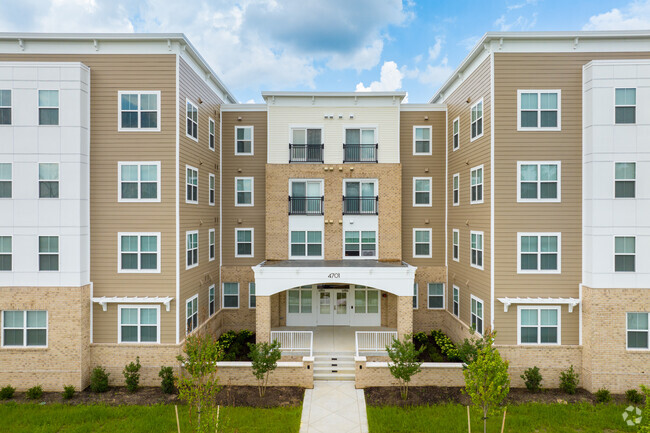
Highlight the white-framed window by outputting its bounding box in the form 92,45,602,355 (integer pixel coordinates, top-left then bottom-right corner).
413,126,432,155
288,288,313,314
354,288,379,314
517,162,560,202
186,165,198,204
518,306,560,345
452,286,459,318
2,310,47,347
118,162,160,202
0,163,11,198
627,312,649,350
428,283,444,309
235,177,254,206
208,117,215,150
452,173,459,206
186,230,198,269
471,296,484,334
0,236,11,271
290,179,324,215
413,228,432,258
470,231,483,270
517,90,561,131
290,231,323,258
249,282,256,309
118,233,160,273
38,236,59,272
39,162,59,198
413,283,418,309
615,236,635,273
452,229,459,262
186,295,198,334
118,305,159,344
470,165,483,204
209,173,215,205
0,90,11,125
222,282,239,309
452,117,459,150
118,91,160,131
235,228,254,257
470,99,483,141
208,229,215,261
615,162,635,199
38,90,59,126
518,233,561,273
236,126,254,155
209,285,216,316
186,99,198,141
344,231,377,258
413,177,432,206
615,88,636,124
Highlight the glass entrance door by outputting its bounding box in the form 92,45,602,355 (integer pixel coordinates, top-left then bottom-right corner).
333,291,350,325
318,291,333,325
317,290,350,325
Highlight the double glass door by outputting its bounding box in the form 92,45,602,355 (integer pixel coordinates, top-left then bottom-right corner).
318,290,349,325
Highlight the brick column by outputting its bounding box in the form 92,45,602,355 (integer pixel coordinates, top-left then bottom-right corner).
396,295,413,340
256,295,272,343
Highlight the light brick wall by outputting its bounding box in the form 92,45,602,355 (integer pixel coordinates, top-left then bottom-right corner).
396,296,413,338
413,266,448,331
256,295,271,343
219,266,257,332
496,345,583,389
355,359,465,388
215,360,313,388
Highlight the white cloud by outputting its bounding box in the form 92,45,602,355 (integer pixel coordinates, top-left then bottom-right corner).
507,0,538,11
327,39,384,71
428,37,443,61
494,12,537,31
355,61,403,92
416,57,454,87
459,35,481,51
583,0,650,30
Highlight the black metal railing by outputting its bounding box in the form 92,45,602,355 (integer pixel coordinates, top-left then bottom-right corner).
289,196,324,215
343,143,378,163
289,143,324,163
342,196,378,215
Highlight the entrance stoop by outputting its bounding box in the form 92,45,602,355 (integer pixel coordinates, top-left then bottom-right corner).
313,351,356,381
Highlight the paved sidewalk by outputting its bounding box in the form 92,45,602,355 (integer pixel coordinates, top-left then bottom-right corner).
300,381,369,433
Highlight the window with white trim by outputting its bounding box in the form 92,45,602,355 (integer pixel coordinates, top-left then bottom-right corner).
249,282,256,309
615,236,635,272
413,283,418,309
470,231,483,269
413,126,431,154
236,126,254,154
209,118,215,150
470,166,483,204
39,163,59,198
452,286,459,318
518,162,560,202
209,229,215,261
471,296,483,334
0,236,10,271
119,91,160,130
354,288,379,314
222,282,239,309
209,173,215,205
627,312,649,350
39,236,59,271
119,233,160,272
38,90,59,126
518,306,560,345
186,166,198,204
2,310,47,347
452,173,459,206
452,229,459,261
186,231,198,269
288,288,312,313
615,88,636,124
186,99,198,141
186,295,198,334
235,177,253,206
518,90,560,130
470,99,483,140
0,163,11,198
290,231,322,258
209,285,216,316
413,229,431,258
0,90,11,125
119,306,159,343
452,117,459,150
413,177,432,206
236,228,254,257
518,233,560,273
344,231,376,258
615,162,635,198
428,283,444,309
119,162,160,201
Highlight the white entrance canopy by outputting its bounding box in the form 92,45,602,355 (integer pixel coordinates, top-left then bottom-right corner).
252,260,416,297
497,297,580,313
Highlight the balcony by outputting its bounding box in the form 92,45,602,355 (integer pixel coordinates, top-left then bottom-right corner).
343,143,378,163
289,196,324,215
289,143,324,163
342,196,378,215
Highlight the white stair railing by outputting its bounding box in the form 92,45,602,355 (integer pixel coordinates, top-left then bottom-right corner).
355,331,398,356
270,331,313,357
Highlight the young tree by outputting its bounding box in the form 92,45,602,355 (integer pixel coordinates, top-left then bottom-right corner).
386,334,424,400
248,341,282,397
463,330,510,433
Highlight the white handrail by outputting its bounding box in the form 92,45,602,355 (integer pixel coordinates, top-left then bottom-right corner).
355,331,398,356
270,331,313,357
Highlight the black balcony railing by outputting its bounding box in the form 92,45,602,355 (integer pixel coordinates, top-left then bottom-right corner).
342,196,378,215
289,196,324,215
289,143,324,163
343,143,378,163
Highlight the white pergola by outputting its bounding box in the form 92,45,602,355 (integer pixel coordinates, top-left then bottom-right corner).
92,296,174,312
497,297,580,313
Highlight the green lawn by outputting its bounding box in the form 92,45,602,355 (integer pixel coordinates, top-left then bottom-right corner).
367,403,639,433
0,403,302,433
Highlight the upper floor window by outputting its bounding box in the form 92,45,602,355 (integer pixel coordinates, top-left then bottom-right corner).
413,177,432,207
470,231,483,269
413,228,431,258
186,231,198,269
209,229,215,261
615,162,635,198
290,180,323,215
236,126,253,155
209,285,216,316
471,296,484,334
39,163,59,198
615,88,636,124
452,286,459,317
291,128,323,163
209,118,215,150
344,180,377,214
290,230,322,258
186,295,198,334
518,162,560,202
518,306,560,345
119,306,159,344
38,90,59,126
518,90,560,130
345,231,377,258
413,126,431,155
0,236,11,271
39,236,59,271
470,166,483,204
249,283,256,309
0,163,11,198
452,173,459,206
452,117,459,150
627,312,649,350
413,283,418,309
344,128,376,162
119,233,160,273
209,174,215,206
223,282,240,309
518,233,560,273
118,91,160,131
0,90,11,125
236,228,254,257
470,99,483,140
186,99,198,141
2,310,47,347
235,177,253,206
186,166,198,204
428,283,444,309
119,162,160,202
452,229,459,262
615,236,635,272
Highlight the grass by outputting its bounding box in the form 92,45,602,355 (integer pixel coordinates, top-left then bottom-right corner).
0,402,302,433
367,402,639,433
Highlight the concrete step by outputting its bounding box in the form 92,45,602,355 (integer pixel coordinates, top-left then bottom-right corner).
314,372,356,381
314,365,355,372
313,361,355,368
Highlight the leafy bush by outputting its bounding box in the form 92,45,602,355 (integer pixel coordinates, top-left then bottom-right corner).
26,385,43,400
0,385,15,400
430,330,461,362
521,366,543,393
90,366,110,393
248,341,282,397
595,388,612,403
62,385,75,400
559,365,579,395
159,366,175,394
123,357,141,392
387,334,424,400
217,329,255,361
626,388,643,405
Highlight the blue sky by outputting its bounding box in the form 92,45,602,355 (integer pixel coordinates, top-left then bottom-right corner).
1,0,649,103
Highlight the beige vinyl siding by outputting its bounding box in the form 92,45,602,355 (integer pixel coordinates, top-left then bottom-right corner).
92,303,175,343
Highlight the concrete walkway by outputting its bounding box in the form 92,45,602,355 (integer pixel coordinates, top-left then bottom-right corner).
300,381,369,433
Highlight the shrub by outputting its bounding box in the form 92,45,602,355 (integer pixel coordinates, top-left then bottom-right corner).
520,366,543,393
26,385,43,400
62,385,75,400
626,388,644,405
595,388,612,403
90,366,110,393
248,341,282,397
559,365,579,395
0,385,16,400
159,366,175,394
457,328,488,364
123,357,141,392
217,329,255,361
386,334,424,400
430,330,461,361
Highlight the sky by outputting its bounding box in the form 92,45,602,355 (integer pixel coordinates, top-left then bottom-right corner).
0,0,649,103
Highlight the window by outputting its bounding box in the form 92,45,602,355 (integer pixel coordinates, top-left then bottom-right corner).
518,90,561,130
627,312,649,350
235,177,253,206
452,229,459,262
343,180,377,214
209,173,215,205
413,283,418,309
470,231,483,269
0,236,10,271
288,288,312,313
2,311,47,347
470,166,483,204
470,99,483,140
615,162,635,198
208,118,215,150
186,166,198,204
0,90,10,125
518,162,560,202
236,228,254,257
344,231,377,258
291,180,323,215
186,231,198,269
615,88,636,124
222,282,239,309
186,99,198,141
118,91,160,131
209,285,216,316
118,162,160,202
452,286,459,318
615,236,635,272
471,296,484,334
428,283,444,309
518,307,560,345
518,233,560,273
38,90,59,125
452,117,459,150
186,295,198,334
39,236,59,271
413,177,432,206
39,163,59,198
249,282,256,309
236,126,253,154
344,128,376,162
413,126,432,154
119,233,160,273
0,163,11,198
118,306,159,343
413,228,431,258
291,231,322,258
452,173,459,206
208,229,215,261
355,289,379,314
